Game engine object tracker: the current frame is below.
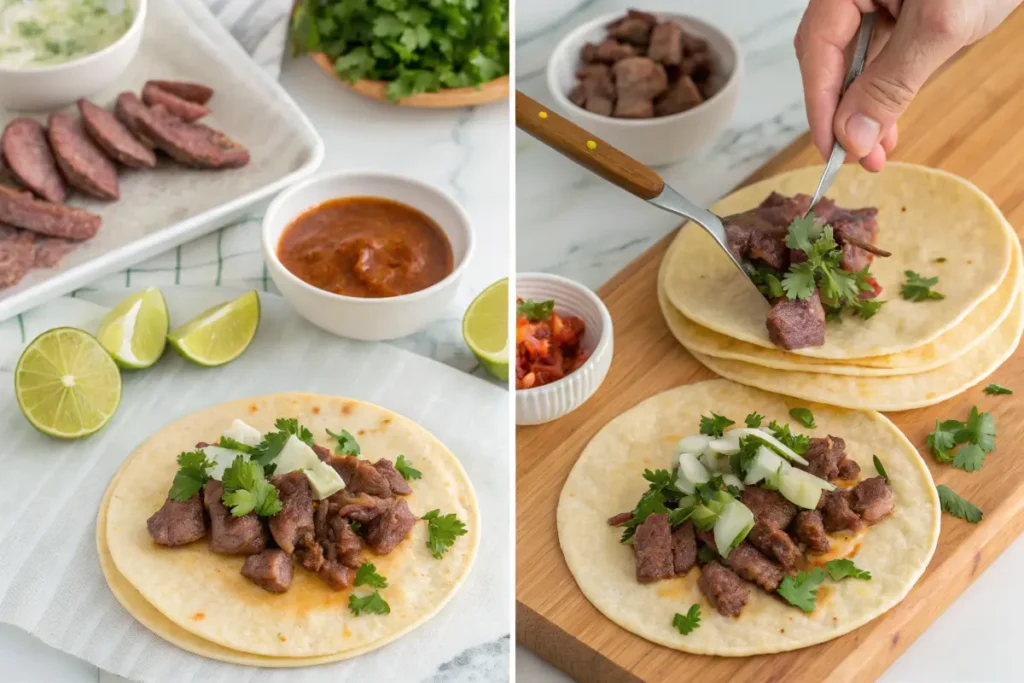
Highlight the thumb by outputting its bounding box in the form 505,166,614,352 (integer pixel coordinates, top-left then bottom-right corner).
834,6,964,159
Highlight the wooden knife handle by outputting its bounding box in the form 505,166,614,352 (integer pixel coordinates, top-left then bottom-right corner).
515,91,665,201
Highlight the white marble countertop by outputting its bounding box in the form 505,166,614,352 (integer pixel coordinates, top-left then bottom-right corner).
515,1,1024,681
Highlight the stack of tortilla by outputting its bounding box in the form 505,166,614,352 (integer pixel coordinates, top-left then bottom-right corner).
658,163,1024,411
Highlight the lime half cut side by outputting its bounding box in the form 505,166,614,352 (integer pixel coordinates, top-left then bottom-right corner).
463,278,509,382
15,327,122,439
96,287,169,369
167,290,261,367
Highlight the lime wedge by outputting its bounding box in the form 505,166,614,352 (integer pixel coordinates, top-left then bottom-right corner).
167,290,261,367
15,327,122,439
463,278,509,382
96,287,169,369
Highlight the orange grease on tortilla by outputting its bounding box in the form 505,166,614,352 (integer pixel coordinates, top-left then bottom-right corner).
342,402,355,415
279,635,287,642
248,405,258,414
343,628,353,637
312,406,321,415
191,612,205,621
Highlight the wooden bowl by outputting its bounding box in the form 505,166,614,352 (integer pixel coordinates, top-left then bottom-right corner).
309,53,509,108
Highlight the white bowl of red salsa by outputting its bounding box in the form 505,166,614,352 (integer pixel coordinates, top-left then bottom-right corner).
516,272,613,426
262,170,474,341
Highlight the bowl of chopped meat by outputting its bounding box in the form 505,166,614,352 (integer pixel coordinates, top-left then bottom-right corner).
546,9,742,166
516,272,613,426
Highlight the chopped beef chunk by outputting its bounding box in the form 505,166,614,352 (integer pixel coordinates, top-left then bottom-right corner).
758,192,812,227
203,481,268,556
366,498,416,555
326,454,392,497
836,457,862,480
570,64,616,116
850,476,894,524
799,436,847,481
632,513,675,583
241,549,293,593
595,38,637,64
832,207,880,272
294,530,325,572
581,42,600,63
268,471,314,554
313,444,332,461
329,491,392,522
647,21,683,64
316,504,363,569
819,488,863,533
607,511,633,526
698,562,749,617
373,458,413,496
741,487,797,529
654,75,703,117
723,211,788,270
725,543,785,591
766,289,826,350
318,560,354,590
671,520,698,575
607,14,654,45
793,510,830,553
747,521,800,569
612,57,668,119
146,495,206,546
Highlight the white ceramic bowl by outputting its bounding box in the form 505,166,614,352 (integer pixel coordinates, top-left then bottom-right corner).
262,171,474,341
516,273,613,426
516,0,591,44
546,11,743,167
0,0,147,111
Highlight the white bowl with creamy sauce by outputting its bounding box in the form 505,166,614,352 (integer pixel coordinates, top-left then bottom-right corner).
0,0,146,111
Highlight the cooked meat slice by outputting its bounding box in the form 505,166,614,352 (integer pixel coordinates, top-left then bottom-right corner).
366,498,416,554
78,98,157,169
326,454,392,497
373,458,413,495
1,118,67,203
850,476,894,524
146,495,206,546
318,560,354,590
647,21,683,64
725,542,784,591
581,42,600,63
335,517,363,568
329,491,392,522
836,457,862,480
145,79,214,105
654,75,703,117
607,511,632,526
570,64,616,116
799,436,847,481
793,510,830,553
831,208,880,272
0,227,35,288
741,487,797,529
294,530,325,572
766,289,826,350
47,113,119,200
698,562,749,617
818,488,863,533
746,521,800,569
0,185,100,240
612,57,668,119
723,211,788,270
632,513,674,582
241,549,293,593
113,92,156,148
671,520,698,575
607,15,653,46
32,236,71,268
268,471,314,553
203,481,268,555
757,192,812,228
142,82,210,122
594,38,637,63
135,104,249,170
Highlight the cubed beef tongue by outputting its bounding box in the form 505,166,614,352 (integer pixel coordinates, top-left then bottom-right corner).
698,561,749,617
241,549,293,593
818,488,863,533
850,476,894,523
647,21,683,65
654,75,703,117
741,487,797,529
836,457,861,480
366,498,416,555
799,436,846,481
594,38,636,64
318,560,354,590
607,11,656,45
612,57,668,119
569,64,616,117
633,513,674,582
373,458,413,496
671,520,698,575
268,471,314,554
832,208,880,273
757,192,812,228
203,480,268,556
747,521,800,569
325,454,392,498
295,529,325,572
725,542,785,591
315,504,363,569
766,289,826,350
329,490,392,522
793,510,830,553
147,495,206,546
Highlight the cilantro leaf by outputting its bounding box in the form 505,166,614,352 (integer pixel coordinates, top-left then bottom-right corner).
873,454,888,483
782,262,817,300
855,298,885,320
327,428,360,457
927,419,963,462
900,270,945,302
984,383,1013,395
218,436,253,454
952,443,986,473
250,417,316,469
744,412,764,428
699,413,734,438
788,407,816,429
745,264,784,299
348,591,390,616
825,559,871,581
422,509,468,559
221,455,282,517
668,506,694,527
784,216,822,254
937,484,982,523
354,562,388,589
395,454,421,481
958,406,996,453
672,604,702,635
168,450,215,501
767,420,810,455
517,298,554,322
777,567,826,613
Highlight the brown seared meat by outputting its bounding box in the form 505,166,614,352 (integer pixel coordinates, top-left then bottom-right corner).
799,436,846,481
32,236,71,268
373,458,413,496
366,498,416,555
850,476,894,524
135,104,249,170
723,212,789,271
315,505,363,569
268,471,314,553
741,487,797,529
145,80,214,105
318,560,354,590
832,207,880,273
78,99,157,169
767,289,826,350
698,562,749,617
114,92,156,148
146,495,206,546
326,454,392,497
1,118,67,204
593,38,637,63
568,64,615,116
0,227,36,288
607,10,655,45
142,82,210,122
612,57,668,119
607,511,632,526
329,491,392,522
294,530,325,572
671,520,698,575
747,521,800,569
725,543,784,591
241,549,293,593
633,513,675,582
654,75,703,117
793,510,830,553
0,185,100,240
47,113,119,200
836,457,862,480
647,21,683,65
203,480,268,556
819,488,863,533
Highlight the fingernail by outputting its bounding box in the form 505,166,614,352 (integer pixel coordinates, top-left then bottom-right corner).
844,114,881,157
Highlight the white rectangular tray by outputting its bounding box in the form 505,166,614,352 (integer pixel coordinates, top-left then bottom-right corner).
0,0,324,321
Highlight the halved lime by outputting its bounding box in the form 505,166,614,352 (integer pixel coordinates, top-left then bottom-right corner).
15,327,122,439
96,287,169,369
463,278,509,382
167,290,261,367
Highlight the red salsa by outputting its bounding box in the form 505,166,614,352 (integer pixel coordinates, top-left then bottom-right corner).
516,297,589,390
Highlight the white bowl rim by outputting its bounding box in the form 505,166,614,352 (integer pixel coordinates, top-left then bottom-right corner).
261,169,476,306
0,0,148,75
545,10,744,129
515,271,613,396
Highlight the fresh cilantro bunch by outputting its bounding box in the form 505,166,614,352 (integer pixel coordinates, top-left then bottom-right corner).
926,406,996,472
290,0,510,101
619,469,681,542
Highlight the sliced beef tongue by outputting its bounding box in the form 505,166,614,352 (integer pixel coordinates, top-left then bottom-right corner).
326,454,392,498
632,513,675,583
0,185,100,240
47,113,120,201
78,98,157,169
818,488,863,533
373,458,413,496
329,490,393,522
793,510,830,553
268,471,314,554
366,498,416,555
145,80,215,105
1,118,67,204
741,487,796,529
747,522,800,570
203,480,268,556
671,520,698,575
241,549,293,593
850,476,894,524
141,82,210,122
725,543,785,591
698,561,749,617
147,494,207,546
766,289,826,350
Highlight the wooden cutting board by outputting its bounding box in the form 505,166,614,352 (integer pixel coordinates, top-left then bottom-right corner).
516,9,1024,683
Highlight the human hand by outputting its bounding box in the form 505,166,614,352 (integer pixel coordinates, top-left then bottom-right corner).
795,0,1020,171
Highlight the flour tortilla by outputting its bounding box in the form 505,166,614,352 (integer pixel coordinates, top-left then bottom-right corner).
558,379,940,656
104,393,480,658
663,163,1014,359
658,232,1021,376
